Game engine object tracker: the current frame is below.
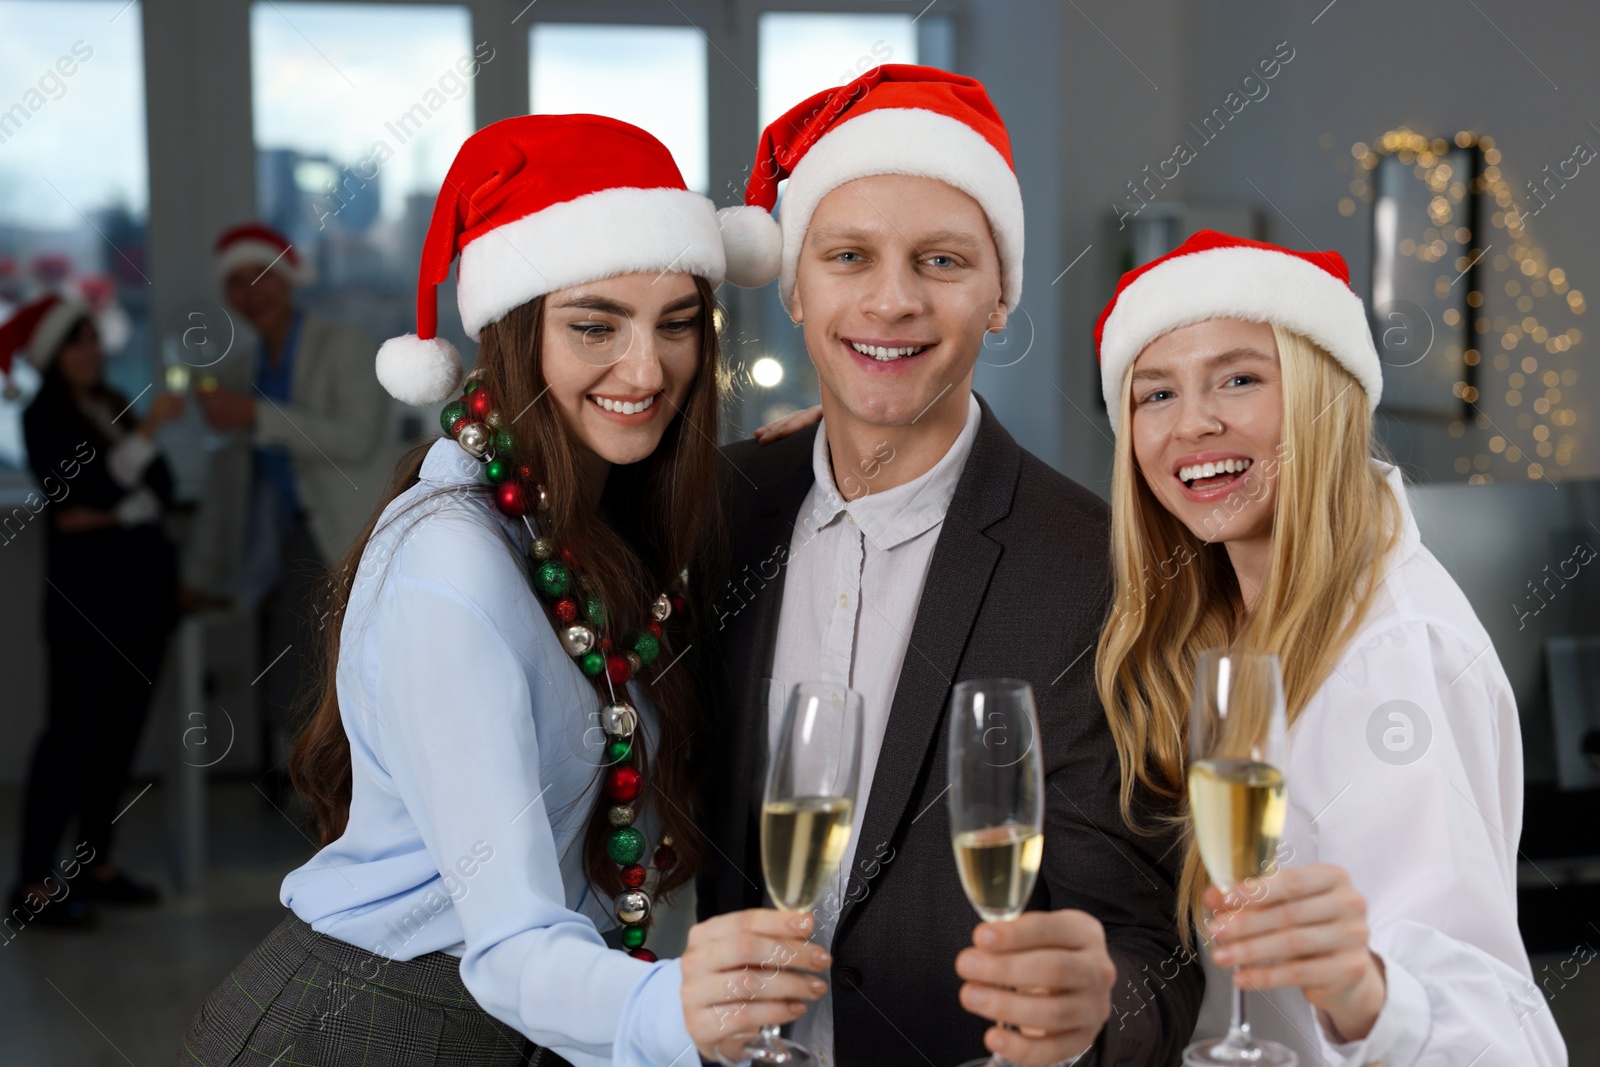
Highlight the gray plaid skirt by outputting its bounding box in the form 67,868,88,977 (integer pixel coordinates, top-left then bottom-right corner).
177,912,571,1066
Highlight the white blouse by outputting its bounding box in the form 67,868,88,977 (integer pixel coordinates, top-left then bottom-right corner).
1192,463,1567,1066
279,436,696,1067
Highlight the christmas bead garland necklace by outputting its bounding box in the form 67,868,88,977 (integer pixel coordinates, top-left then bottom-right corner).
441,377,684,963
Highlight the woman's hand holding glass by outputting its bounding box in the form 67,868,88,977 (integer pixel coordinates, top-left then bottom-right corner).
1205,864,1386,1043
680,909,831,1064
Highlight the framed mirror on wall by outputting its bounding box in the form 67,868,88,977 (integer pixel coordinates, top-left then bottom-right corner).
1368,133,1483,420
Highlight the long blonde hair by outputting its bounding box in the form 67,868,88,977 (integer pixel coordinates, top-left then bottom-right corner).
1095,324,1402,943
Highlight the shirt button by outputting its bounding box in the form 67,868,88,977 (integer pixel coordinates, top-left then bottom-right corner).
846,513,855,526
837,593,849,608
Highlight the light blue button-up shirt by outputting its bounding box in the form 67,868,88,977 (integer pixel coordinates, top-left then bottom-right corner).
280,436,697,1067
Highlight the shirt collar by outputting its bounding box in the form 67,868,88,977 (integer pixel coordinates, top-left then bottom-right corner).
1375,459,1423,569
806,393,982,550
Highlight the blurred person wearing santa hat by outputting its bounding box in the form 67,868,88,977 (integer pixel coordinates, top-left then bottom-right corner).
2,295,183,928
188,224,401,803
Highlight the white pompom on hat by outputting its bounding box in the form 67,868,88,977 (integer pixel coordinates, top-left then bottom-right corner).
380,114,738,407
1095,230,1382,433
730,63,1025,313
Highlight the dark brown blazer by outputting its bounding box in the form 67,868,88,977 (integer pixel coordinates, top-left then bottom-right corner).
698,394,1202,1067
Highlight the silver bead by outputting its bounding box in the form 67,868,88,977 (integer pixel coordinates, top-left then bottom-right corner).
486,410,505,429
608,803,636,827
615,890,650,925
651,594,671,622
602,702,637,738
534,484,550,511
528,536,555,560
457,421,491,458
560,624,595,657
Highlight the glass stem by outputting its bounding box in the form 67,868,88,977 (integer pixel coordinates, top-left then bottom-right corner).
1223,966,1255,1050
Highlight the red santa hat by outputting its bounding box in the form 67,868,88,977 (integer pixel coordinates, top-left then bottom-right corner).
0,293,89,394
214,223,314,286
377,114,737,406
722,64,1025,312
1095,230,1382,432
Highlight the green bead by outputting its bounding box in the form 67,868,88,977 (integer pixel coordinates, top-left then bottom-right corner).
464,378,483,394
621,924,647,950
485,458,510,484
580,651,605,677
493,428,515,457
533,560,571,598
439,400,467,435
606,738,632,763
607,827,645,865
631,631,660,666
584,594,607,628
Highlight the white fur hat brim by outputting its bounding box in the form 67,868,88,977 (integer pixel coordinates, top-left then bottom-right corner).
25,300,89,370
775,106,1024,313
1098,245,1382,432
215,239,314,286
456,186,727,340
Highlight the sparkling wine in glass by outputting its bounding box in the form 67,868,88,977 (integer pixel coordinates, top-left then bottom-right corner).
947,678,1047,1067
1183,648,1296,1067
732,681,863,1067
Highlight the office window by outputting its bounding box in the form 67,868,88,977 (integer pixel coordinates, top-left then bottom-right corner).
757,13,919,130
530,24,708,195
0,0,148,470
250,1,477,355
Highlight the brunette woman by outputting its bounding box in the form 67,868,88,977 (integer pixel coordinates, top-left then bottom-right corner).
177,116,826,1067
4,295,182,928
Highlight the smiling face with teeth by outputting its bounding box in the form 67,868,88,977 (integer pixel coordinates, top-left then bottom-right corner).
790,173,1007,458
539,270,705,476
1127,318,1284,555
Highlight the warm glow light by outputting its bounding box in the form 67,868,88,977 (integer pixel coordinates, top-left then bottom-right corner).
751,357,784,388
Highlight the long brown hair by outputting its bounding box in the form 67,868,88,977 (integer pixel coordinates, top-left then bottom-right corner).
291,276,725,902
1095,325,1402,944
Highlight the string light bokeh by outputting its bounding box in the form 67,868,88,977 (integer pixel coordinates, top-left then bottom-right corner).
1335,126,1585,483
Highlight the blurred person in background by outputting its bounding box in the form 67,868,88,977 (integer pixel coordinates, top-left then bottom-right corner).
2,294,182,928
188,224,399,802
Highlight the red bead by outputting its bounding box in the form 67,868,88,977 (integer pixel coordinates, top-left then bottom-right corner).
495,482,527,516
467,388,494,420
598,635,613,651
561,547,579,567
607,765,642,802
620,863,647,888
628,948,658,963
518,464,535,480
653,845,676,870
670,595,687,616
605,654,631,685
647,620,663,639
449,416,472,438
554,598,578,624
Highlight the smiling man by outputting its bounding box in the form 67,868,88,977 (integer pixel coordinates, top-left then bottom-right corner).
699,66,1202,1067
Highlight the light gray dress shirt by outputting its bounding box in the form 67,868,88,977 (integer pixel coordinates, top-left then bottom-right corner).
766,393,982,1067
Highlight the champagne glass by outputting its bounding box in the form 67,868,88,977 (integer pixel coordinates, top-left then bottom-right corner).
1183,649,1296,1067
729,681,863,1067
947,679,1046,1067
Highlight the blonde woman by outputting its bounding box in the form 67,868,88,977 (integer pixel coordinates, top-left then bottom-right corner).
1091,231,1567,1066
